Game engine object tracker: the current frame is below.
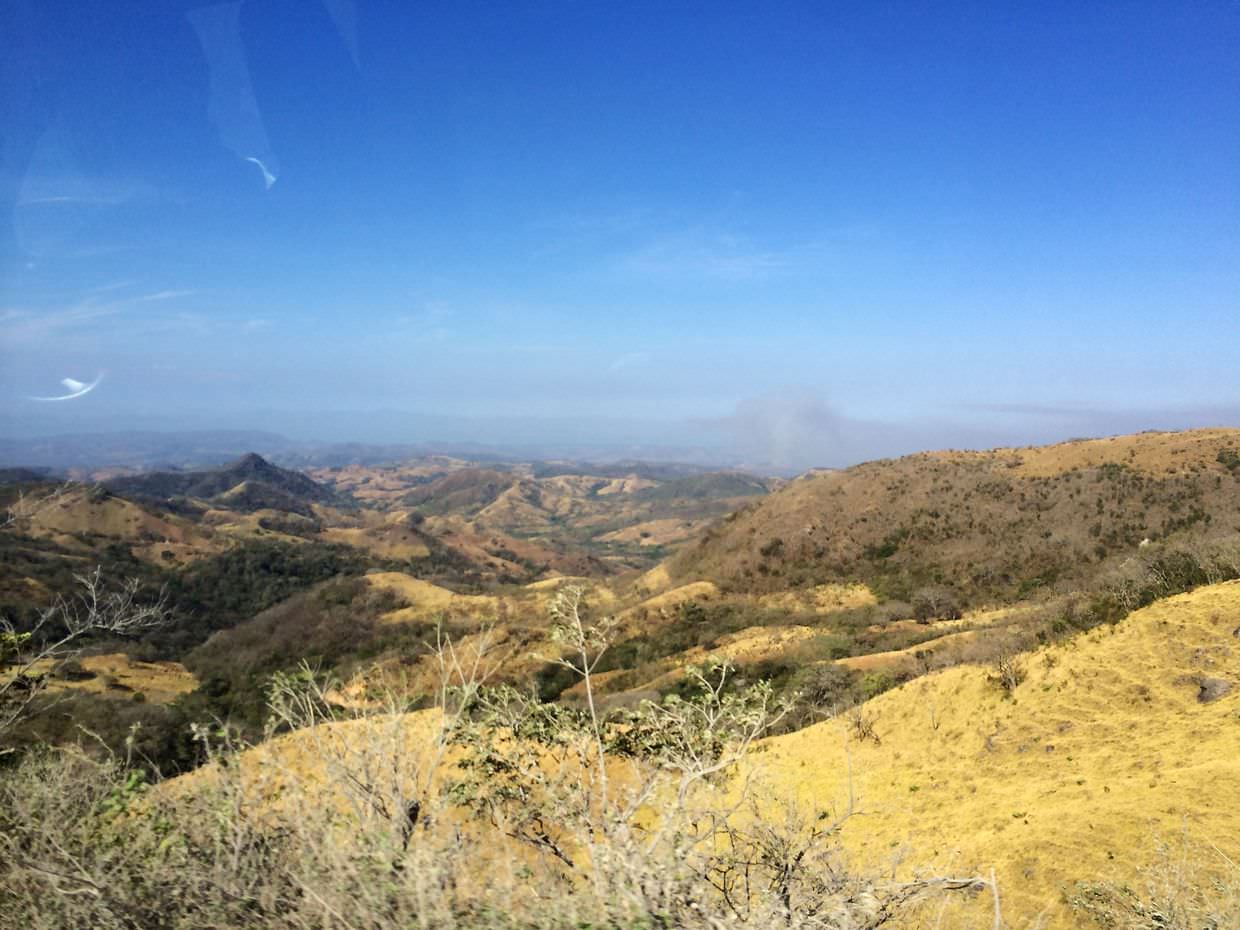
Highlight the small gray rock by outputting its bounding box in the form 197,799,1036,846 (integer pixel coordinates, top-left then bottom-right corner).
1198,677,1234,704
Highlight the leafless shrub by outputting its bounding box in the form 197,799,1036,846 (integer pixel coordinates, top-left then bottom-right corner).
1095,535,1240,618
846,705,881,745
1,480,76,529
1070,835,1240,929
989,652,1026,696
1,567,169,744
0,585,1006,930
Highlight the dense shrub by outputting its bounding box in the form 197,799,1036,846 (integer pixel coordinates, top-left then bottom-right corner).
143,540,378,657
183,579,439,731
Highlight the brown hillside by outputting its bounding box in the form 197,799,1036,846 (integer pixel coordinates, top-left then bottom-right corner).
400,468,515,516
670,428,1240,604
303,458,774,574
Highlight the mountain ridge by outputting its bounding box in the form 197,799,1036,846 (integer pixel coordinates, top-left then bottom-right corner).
102,452,338,516
669,427,1240,605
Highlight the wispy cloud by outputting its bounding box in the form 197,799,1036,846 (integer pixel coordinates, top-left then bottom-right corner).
616,230,796,281
0,301,120,346
532,204,848,281
134,289,195,303
16,174,160,209
0,282,209,349
137,311,215,335
89,279,139,295
18,194,128,207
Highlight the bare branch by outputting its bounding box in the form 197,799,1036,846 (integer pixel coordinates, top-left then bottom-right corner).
1,566,170,741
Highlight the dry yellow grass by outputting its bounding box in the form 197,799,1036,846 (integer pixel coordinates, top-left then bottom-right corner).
418,515,576,578
633,563,673,596
162,708,448,819
834,605,1038,674
521,576,618,610
473,484,549,527
26,653,196,704
626,625,822,694
199,508,314,546
22,487,222,564
595,475,659,496
752,581,1240,928
757,582,877,614
625,581,718,615
867,603,1031,636
522,576,580,591
835,628,986,673
600,520,709,550
363,572,499,623
151,583,1239,927
995,427,1240,478
304,460,470,507
598,518,705,547
319,526,431,560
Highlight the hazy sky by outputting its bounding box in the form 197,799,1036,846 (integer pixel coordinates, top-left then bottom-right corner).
2,1,1238,468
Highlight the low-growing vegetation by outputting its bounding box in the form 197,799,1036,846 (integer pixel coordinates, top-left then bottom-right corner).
4,430,1239,928
0,587,1003,929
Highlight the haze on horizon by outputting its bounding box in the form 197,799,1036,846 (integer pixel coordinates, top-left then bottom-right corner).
2,1,1238,471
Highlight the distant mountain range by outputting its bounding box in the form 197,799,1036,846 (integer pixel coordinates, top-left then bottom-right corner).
0,431,432,473
0,430,760,474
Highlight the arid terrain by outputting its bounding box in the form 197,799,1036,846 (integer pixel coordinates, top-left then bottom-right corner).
3,428,1239,928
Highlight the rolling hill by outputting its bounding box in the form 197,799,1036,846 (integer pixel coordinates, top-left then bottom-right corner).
753,579,1240,928
669,428,1240,605
146,580,1240,930
310,458,775,569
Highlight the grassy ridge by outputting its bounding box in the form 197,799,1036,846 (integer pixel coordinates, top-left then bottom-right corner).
671,429,1240,605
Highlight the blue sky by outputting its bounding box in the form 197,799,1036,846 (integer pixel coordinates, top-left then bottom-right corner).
1,1,1238,468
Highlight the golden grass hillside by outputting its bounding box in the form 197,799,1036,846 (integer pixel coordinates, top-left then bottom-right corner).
21,486,222,564
46,654,196,704
597,517,708,547
752,580,1240,928
143,582,1239,928
362,571,499,622
3,654,196,709
1005,427,1240,478
161,708,448,819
